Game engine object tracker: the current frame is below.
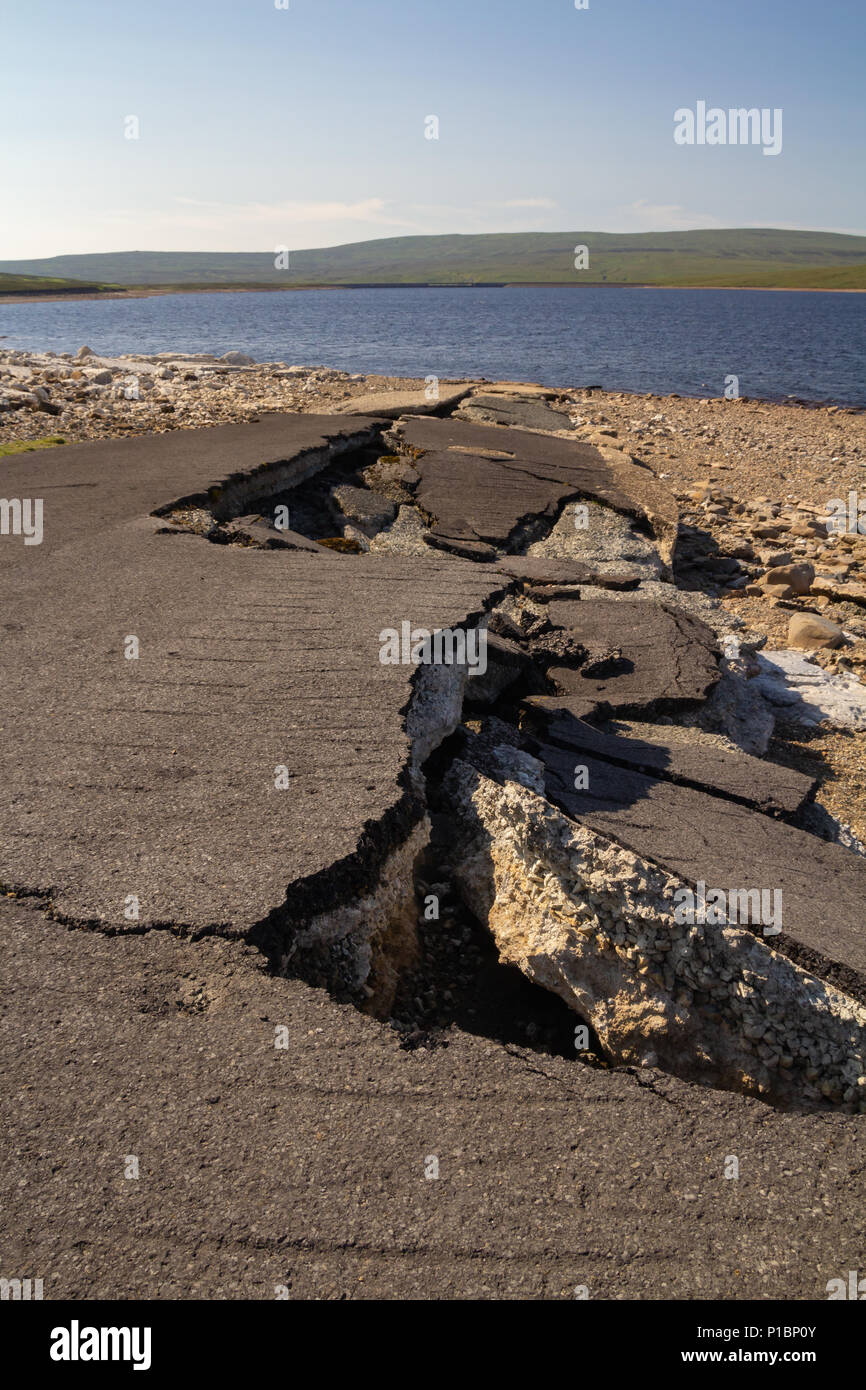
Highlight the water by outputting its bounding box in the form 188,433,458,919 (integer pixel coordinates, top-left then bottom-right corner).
1,285,863,407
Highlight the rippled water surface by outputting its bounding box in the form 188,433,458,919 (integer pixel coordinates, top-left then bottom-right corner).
2,285,863,406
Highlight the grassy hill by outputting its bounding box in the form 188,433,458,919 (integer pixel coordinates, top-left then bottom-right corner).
2,230,865,289
0,271,118,295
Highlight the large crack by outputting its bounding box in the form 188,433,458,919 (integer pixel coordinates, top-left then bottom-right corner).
7,396,866,1117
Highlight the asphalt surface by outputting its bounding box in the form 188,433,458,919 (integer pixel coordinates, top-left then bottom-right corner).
398,414,679,567
2,407,864,1301
532,711,816,816
2,894,864,1301
525,595,722,718
542,742,866,999
0,417,504,930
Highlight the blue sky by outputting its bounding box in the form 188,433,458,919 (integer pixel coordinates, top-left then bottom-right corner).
1,0,864,256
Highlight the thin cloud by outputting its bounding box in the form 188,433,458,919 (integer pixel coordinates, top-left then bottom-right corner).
170,197,417,227
618,200,722,232
494,198,559,210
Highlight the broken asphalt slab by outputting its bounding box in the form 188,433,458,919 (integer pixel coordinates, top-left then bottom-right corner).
444,743,866,1109
530,710,815,816
333,383,477,418
523,597,721,719
454,393,579,433
539,742,866,998
393,414,679,569
0,415,505,975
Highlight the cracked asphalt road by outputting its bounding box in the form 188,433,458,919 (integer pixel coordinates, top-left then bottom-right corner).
2,893,864,1300
2,409,865,1301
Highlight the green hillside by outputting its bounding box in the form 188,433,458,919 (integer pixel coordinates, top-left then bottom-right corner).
2,230,865,289
0,271,117,295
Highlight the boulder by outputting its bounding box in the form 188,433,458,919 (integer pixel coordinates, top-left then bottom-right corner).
759,562,814,596
220,351,256,366
788,613,845,650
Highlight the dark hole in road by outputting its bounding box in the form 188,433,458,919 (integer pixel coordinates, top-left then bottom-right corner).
263,443,388,549
386,728,606,1064
389,862,601,1063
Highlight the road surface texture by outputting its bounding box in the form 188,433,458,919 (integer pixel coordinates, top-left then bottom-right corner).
1,396,864,1300
1,894,864,1301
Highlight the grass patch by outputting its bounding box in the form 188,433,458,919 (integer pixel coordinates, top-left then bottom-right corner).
0,436,66,457
0,272,117,294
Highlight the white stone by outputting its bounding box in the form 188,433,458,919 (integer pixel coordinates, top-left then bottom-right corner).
754,651,866,730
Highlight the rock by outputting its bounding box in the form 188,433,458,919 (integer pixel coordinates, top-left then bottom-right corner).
455,394,577,433
812,576,866,607
759,563,814,596
757,549,793,567
89,370,113,385
687,484,714,503
753,651,866,730
75,346,95,360
331,484,396,537
4,387,62,416
750,580,796,600
220,351,256,366
788,614,845,650
790,520,828,538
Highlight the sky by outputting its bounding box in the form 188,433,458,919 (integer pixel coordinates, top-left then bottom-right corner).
1,0,864,258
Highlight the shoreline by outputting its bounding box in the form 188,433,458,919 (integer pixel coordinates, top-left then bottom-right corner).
2,281,866,306
0,344,860,414
1,347,863,421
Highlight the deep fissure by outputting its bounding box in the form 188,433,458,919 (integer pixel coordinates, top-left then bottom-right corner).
35,399,866,1114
